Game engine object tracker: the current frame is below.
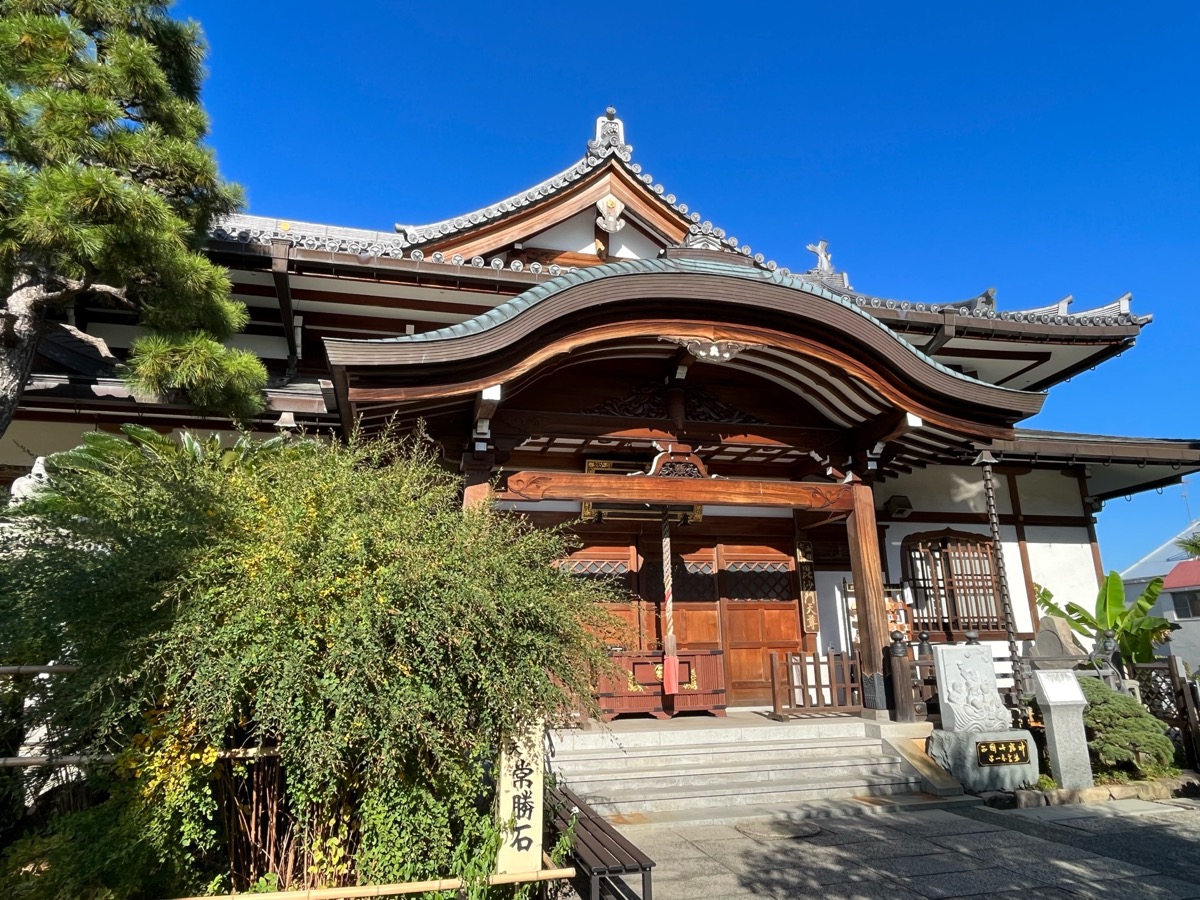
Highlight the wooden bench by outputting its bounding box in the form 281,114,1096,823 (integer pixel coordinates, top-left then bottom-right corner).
546,784,654,900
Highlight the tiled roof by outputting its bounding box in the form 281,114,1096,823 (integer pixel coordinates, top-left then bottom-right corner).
1164,559,1200,591
1121,518,1200,582
207,109,1150,329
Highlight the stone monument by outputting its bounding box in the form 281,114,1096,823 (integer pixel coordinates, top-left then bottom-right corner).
1031,615,1087,669
1032,670,1093,790
927,644,1038,791
8,457,47,507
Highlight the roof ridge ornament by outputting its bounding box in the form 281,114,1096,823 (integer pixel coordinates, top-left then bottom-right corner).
587,107,632,161
805,239,834,275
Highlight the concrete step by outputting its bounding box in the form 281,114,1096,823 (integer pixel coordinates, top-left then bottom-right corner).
558,753,904,791
606,793,983,827
550,718,866,753
549,736,883,771
578,772,923,814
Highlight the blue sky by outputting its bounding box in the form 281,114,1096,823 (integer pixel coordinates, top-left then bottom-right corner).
174,1,1200,571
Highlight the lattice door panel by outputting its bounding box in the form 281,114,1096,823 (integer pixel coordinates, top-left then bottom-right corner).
561,558,631,582
725,561,793,602
641,560,718,603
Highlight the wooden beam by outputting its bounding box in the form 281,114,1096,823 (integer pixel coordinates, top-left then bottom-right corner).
923,311,957,355
501,471,853,510
492,409,845,451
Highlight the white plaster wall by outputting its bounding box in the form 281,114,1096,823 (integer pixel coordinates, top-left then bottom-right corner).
1015,469,1086,517
1024,525,1101,614
815,570,854,653
524,211,596,254
878,464,1013,516
1,420,266,469
609,226,662,260
1,420,102,467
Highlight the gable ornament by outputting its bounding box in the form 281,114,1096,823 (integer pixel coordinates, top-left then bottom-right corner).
596,195,626,234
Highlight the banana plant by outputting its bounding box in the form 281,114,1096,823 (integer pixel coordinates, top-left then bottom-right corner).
1035,572,1176,664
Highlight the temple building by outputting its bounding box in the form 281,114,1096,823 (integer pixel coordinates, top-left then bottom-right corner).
5,108,1200,715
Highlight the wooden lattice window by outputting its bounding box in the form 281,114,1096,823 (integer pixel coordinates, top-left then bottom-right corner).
725,561,793,602
901,529,1006,638
641,560,718,602
558,553,633,594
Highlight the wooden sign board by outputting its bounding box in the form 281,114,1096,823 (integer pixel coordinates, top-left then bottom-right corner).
495,724,545,875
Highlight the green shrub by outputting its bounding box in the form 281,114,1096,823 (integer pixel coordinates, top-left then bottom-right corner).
1077,675,1174,776
0,426,619,896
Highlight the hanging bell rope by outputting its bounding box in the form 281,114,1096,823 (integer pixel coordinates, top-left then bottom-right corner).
660,508,680,694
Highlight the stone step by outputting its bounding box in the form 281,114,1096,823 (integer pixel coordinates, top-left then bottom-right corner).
606,793,983,827
549,736,883,771
576,772,923,814
559,753,904,791
550,718,866,753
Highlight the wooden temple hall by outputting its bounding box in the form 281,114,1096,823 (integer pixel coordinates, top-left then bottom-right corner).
7,108,1200,717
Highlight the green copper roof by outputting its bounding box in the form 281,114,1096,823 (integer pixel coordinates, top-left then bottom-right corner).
359,255,1035,396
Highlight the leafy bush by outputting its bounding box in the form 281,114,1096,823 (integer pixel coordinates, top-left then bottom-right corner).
1076,675,1174,776
0,426,617,896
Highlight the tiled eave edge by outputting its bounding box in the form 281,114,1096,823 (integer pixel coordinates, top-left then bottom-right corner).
324,256,1042,411
209,235,1149,343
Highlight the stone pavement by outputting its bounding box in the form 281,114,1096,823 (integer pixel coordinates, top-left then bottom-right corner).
611,797,1200,899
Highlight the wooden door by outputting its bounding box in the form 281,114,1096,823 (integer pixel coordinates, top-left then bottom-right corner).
638,547,720,652
720,552,802,706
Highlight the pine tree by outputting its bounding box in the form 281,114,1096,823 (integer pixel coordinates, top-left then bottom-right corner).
0,1,265,440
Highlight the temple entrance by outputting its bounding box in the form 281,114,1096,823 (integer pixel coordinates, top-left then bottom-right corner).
567,532,808,707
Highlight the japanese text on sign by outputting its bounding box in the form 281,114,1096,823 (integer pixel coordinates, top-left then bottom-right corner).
975,739,1030,766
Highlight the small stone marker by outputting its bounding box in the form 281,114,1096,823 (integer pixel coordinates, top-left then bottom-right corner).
1031,616,1087,670
496,723,545,875
928,644,1037,792
1032,670,1094,791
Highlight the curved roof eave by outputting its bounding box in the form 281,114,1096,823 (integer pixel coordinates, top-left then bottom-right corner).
324,255,1046,421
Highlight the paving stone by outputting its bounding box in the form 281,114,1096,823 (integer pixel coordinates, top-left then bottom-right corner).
656,823,745,843
879,811,1007,837
737,865,898,895
648,853,737,882
800,820,908,846
624,834,712,860
652,873,753,900
1022,855,1156,888
928,829,1098,860
972,890,1081,899
827,837,947,859
896,864,1056,898
773,882,927,900
1051,875,1200,899
861,851,980,878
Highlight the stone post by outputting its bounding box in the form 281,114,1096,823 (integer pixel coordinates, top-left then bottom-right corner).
1032,670,1093,791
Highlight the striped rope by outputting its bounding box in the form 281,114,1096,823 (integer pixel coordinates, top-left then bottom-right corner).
660,510,676,656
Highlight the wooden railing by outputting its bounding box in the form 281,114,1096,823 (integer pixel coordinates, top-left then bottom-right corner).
768,651,861,720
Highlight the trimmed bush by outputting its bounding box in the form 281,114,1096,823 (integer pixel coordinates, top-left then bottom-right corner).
1077,675,1174,776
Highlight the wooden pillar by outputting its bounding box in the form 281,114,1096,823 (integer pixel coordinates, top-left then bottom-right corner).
845,481,889,710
